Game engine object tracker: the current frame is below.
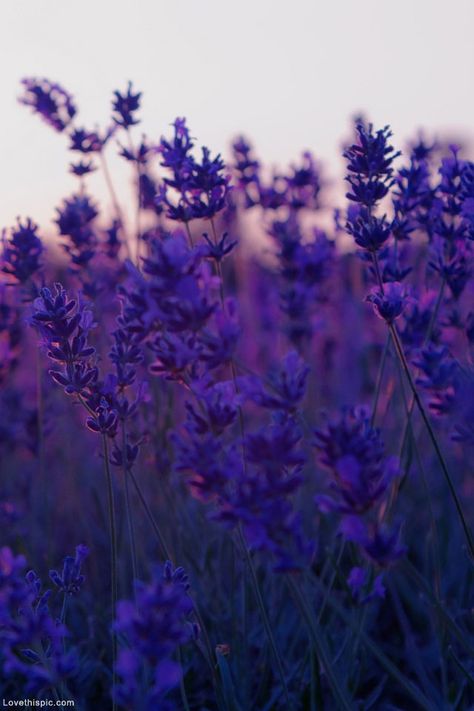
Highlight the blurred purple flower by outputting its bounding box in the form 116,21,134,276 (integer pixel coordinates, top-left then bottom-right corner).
49,545,89,595
114,562,195,709
19,77,76,132
112,81,141,128
366,281,410,323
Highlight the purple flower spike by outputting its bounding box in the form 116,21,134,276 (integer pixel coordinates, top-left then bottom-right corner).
366,281,410,323
19,77,76,132
344,122,400,209
1,218,43,287
112,81,141,128
49,545,89,595
314,407,400,515
114,563,195,709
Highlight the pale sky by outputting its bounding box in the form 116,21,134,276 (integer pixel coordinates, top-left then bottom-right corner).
1,0,473,229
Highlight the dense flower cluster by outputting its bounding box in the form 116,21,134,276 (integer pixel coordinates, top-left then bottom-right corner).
1,78,473,709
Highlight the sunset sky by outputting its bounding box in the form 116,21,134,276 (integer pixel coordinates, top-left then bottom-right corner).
1,0,473,229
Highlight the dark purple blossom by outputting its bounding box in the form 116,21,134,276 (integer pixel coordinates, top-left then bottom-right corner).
245,351,309,414
69,127,110,153
1,218,43,287
232,135,260,207
285,151,321,211
55,194,98,267
159,118,231,221
366,282,409,323
347,566,386,603
114,563,195,709
49,545,89,595
0,548,78,694
69,159,96,177
19,77,76,132
86,398,118,436
344,123,400,208
31,283,98,396
346,209,393,252
341,517,406,567
414,344,458,415
314,408,399,515
112,81,141,128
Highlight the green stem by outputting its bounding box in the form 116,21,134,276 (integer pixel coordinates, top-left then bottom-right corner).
122,423,138,591
401,561,474,657
286,575,353,710
238,525,292,710
126,129,142,265
391,351,442,597
389,323,474,560
448,646,474,689
371,333,391,426
371,252,474,560
178,646,192,711
127,467,219,691
99,151,131,261
102,435,118,711
185,221,195,248
397,277,446,468
313,573,433,710
127,468,171,560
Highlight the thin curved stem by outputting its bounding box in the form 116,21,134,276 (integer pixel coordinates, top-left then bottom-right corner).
238,525,293,710
122,422,138,592
127,468,171,561
185,221,195,248
397,277,446,468
286,575,353,711
371,253,473,560
371,333,391,427
102,435,118,711
389,323,474,561
99,151,131,261
126,130,142,265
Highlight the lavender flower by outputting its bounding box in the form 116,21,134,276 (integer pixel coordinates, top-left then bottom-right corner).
366,281,409,323
245,350,309,414
112,81,141,128
344,123,400,208
0,548,78,694
347,566,386,603
31,283,98,396
341,517,406,567
159,118,231,221
19,77,76,132
114,563,195,709
55,194,98,267
413,344,458,415
314,407,399,515
70,159,96,177
69,127,107,153
346,209,393,252
232,135,260,207
1,218,43,287
49,545,89,595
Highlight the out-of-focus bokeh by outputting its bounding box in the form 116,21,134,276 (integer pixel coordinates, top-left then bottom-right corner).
1,0,473,228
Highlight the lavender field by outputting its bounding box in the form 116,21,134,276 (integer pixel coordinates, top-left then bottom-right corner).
0,75,474,710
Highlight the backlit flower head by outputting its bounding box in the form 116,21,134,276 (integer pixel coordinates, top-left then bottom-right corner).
19,77,76,132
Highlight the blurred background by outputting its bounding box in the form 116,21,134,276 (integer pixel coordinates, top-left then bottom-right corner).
1,0,473,228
